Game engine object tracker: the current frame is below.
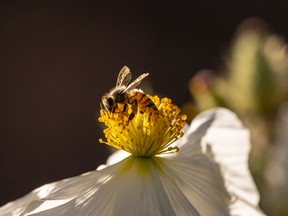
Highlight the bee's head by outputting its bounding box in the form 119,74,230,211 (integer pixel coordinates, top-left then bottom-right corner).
100,95,115,111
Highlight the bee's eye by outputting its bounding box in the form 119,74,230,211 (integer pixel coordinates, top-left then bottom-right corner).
107,97,114,106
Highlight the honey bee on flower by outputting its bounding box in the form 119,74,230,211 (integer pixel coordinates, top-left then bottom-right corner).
100,66,157,120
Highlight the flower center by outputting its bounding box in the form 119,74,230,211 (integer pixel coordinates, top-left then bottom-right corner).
99,95,186,157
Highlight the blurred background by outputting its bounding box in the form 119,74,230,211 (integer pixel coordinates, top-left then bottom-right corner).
1,0,288,215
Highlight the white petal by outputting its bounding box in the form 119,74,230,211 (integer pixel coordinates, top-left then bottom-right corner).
0,177,81,216
0,155,229,216
112,158,176,216
0,161,122,216
105,150,131,166
155,156,230,216
175,109,217,158
96,150,130,170
0,157,190,215
181,108,265,216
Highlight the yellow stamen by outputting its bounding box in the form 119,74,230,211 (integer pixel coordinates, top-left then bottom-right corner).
98,95,186,157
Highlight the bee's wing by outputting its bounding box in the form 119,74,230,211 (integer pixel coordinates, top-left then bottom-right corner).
116,66,132,87
122,73,149,92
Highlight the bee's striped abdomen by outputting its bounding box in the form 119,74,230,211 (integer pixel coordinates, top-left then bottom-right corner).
130,92,157,111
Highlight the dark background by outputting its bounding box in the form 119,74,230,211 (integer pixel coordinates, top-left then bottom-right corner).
1,0,288,206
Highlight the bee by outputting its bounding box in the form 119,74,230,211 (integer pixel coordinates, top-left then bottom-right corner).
100,66,157,117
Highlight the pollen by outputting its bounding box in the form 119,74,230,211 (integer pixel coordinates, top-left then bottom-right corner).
98,95,186,157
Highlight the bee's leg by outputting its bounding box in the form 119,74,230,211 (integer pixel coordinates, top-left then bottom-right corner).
123,103,127,112
111,104,118,113
150,102,158,111
128,98,138,121
128,112,135,121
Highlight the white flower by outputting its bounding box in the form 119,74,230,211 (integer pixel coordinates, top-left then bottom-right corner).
0,95,265,216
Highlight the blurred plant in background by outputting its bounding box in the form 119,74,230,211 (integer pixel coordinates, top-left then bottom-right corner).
182,17,288,216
